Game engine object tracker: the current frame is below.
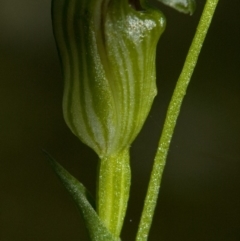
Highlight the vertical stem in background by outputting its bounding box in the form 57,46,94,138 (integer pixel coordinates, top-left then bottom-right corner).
136,0,219,240
97,149,131,238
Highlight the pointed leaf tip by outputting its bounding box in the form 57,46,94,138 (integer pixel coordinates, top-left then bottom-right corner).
43,150,120,241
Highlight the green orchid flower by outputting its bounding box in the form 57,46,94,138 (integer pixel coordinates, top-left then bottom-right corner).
52,0,165,158
52,0,165,237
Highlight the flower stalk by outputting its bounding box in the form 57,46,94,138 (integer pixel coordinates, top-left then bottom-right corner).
97,150,130,237
136,0,219,240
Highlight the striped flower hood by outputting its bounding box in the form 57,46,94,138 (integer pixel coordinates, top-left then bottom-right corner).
52,0,166,158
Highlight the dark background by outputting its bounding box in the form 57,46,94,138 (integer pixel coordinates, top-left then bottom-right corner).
1,0,240,240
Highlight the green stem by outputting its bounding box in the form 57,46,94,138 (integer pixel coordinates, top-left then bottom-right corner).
97,149,131,238
136,0,219,240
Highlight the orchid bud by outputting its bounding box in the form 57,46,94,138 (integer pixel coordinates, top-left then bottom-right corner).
52,0,166,159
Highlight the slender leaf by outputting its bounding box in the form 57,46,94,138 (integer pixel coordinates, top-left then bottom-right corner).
43,150,120,241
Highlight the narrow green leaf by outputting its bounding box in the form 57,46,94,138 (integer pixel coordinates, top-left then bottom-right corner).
43,151,120,241
157,0,196,15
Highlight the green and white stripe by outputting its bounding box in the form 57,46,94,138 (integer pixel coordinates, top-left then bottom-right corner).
52,0,165,158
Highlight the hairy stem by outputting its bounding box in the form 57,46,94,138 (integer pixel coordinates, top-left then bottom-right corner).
136,0,219,240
